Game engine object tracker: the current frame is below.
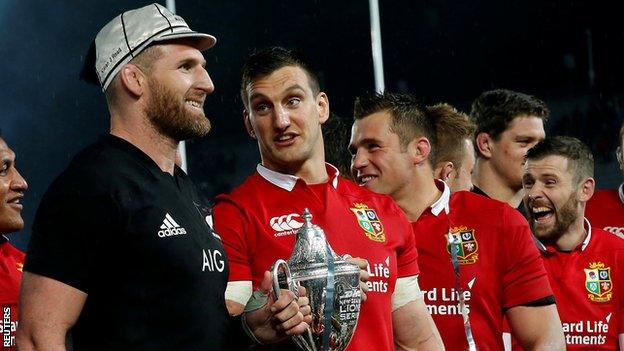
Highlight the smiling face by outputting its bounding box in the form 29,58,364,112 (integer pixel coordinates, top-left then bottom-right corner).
488,115,545,190
522,155,583,242
349,111,414,197
0,138,28,234
243,65,329,174
142,43,214,141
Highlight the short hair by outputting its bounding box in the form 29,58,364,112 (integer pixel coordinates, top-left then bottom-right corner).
353,92,436,161
525,136,594,184
427,103,475,171
104,45,163,106
240,47,320,109
470,89,549,150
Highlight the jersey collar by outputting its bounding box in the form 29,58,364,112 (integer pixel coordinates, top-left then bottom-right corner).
257,163,340,192
0,235,7,244
430,179,451,216
537,217,593,253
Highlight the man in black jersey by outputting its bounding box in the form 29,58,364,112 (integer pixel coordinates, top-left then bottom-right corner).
17,4,310,350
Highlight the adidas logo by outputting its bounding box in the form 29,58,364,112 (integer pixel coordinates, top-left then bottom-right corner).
158,213,188,237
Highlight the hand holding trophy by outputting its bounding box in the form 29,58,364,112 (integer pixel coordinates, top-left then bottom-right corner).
271,209,363,351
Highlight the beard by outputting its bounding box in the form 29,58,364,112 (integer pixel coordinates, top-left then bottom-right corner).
144,77,211,141
530,192,579,243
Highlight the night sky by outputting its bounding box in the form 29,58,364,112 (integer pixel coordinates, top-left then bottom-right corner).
1,0,622,249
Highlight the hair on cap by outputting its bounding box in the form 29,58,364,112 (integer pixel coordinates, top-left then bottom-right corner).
94,3,216,91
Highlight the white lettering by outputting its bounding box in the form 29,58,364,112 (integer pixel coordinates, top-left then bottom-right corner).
202,249,225,272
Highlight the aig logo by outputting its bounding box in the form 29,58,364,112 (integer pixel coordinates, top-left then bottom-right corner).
202,249,225,272
269,213,303,231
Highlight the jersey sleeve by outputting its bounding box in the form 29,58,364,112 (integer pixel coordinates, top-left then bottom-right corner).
501,206,553,308
394,204,420,278
24,178,119,294
213,196,253,282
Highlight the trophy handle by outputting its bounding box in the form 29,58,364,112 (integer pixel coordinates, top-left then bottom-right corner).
271,259,299,300
271,259,317,351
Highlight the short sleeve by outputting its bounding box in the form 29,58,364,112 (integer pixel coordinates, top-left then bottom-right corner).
24,179,119,293
501,207,553,308
394,205,420,278
213,196,253,282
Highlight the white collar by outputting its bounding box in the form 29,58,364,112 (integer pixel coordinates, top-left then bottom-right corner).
430,179,451,216
618,183,624,205
256,163,340,192
535,217,593,252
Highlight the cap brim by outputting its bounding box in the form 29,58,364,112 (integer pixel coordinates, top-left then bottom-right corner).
153,32,216,51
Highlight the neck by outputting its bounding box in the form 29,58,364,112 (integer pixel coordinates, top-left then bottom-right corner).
553,216,587,251
473,160,523,208
393,175,441,222
110,111,177,175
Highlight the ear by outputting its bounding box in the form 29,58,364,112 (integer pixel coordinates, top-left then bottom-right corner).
316,92,330,124
578,177,596,202
118,64,146,97
434,162,454,181
475,132,493,159
243,109,255,139
408,137,431,165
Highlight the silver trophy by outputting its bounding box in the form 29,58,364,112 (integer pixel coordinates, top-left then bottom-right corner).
271,209,362,351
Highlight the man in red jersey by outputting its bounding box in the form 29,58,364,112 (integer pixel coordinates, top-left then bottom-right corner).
428,103,476,192
586,123,624,239
0,133,28,351
349,92,565,350
521,136,624,350
470,89,548,212
213,47,443,350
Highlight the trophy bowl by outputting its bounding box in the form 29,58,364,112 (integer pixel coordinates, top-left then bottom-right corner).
272,209,362,351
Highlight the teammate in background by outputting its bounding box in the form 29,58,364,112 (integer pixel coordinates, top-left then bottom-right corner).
17,5,309,350
213,47,444,351
0,133,28,351
586,122,624,238
322,112,353,180
470,89,548,211
428,103,476,192
520,136,624,350
349,92,565,350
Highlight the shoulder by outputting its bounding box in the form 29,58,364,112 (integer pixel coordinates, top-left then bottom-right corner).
588,188,619,204
592,227,624,248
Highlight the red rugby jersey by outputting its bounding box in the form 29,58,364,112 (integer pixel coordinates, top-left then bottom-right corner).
586,186,624,238
509,221,624,350
413,181,553,350
214,164,419,351
0,239,24,351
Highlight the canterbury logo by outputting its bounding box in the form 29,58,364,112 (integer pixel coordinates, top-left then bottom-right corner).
270,213,304,231
158,213,187,237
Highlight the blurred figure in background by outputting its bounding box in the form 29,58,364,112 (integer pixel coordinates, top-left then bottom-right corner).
586,122,624,239
0,132,28,351
428,103,476,192
470,89,548,214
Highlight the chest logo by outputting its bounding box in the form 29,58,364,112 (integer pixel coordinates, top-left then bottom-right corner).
158,213,187,238
446,226,479,265
350,203,385,243
584,262,612,302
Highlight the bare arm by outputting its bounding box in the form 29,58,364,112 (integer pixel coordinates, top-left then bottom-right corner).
17,272,87,351
506,304,565,351
393,298,445,351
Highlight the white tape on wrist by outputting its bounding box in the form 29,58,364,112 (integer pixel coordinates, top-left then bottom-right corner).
225,281,253,305
392,275,423,311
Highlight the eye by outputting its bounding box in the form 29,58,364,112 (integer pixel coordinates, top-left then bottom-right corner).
179,62,191,71
253,103,271,114
545,179,557,186
522,178,534,188
287,98,301,107
0,163,8,176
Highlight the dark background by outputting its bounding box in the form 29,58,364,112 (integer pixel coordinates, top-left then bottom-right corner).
1,0,622,250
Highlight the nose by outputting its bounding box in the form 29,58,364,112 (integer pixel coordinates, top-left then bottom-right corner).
11,168,28,192
351,149,368,172
196,67,215,94
273,105,291,131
